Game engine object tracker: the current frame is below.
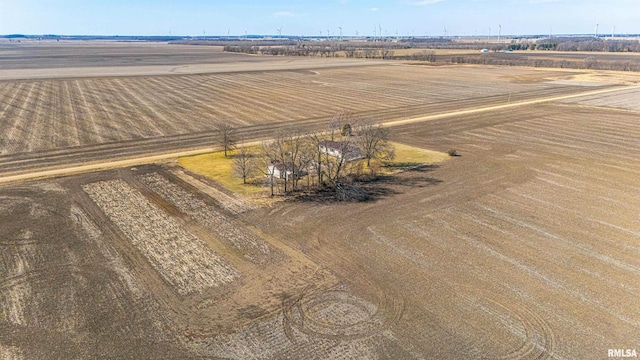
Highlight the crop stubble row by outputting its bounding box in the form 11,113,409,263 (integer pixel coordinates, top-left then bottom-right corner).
139,172,281,265
82,179,238,295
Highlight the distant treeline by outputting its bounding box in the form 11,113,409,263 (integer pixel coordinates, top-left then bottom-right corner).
401,37,640,53
223,43,410,58
443,54,640,71
533,37,640,52
222,37,640,71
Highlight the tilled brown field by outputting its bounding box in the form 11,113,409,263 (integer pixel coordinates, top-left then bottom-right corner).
2,43,640,358
1,100,640,358
0,65,591,156
562,86,640,111
250,103,640,359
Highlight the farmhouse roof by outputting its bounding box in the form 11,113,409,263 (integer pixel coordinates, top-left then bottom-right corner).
270,160,296,172
319,140,350,152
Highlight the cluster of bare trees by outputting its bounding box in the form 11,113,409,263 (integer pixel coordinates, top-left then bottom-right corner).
535,37,640,52
215,112,394,200
224,44,398,59
344,48,395,59
445,54,640,72
223,45,261,54
394,50,437,62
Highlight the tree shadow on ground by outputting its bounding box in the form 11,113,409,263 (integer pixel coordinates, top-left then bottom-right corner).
292,164,442,204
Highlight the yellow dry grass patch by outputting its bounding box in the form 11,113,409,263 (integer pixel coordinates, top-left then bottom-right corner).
389,142,450,165
178,142,448,196
177,147,265,196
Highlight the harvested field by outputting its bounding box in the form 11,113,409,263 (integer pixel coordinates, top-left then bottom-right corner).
82,179,238,295
2,42,640,358
0,41,233,70
139,172,281,265
250,102,640,358
561,87,640,111
0,66,593,157
0,43,621,177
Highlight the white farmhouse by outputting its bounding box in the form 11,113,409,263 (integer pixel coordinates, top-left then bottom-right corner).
267,161,304,180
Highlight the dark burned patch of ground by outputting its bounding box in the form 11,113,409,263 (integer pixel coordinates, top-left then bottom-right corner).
292,164,443,203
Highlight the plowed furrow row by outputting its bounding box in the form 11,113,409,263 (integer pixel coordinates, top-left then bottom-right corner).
109,78,169,136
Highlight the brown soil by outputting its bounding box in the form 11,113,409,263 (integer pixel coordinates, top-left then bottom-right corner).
1,42,639,359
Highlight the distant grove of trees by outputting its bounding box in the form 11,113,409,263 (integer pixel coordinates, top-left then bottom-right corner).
533,37,640,52
224,40,640,56
222,36,640,71
445,54,640,71
223,43,403,58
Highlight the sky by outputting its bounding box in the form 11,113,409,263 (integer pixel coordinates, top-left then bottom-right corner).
1,0,638,37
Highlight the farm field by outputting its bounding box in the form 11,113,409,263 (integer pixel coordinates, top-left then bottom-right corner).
250,102,640,358
1,42,640,358
0,53,624,176
0,41,249,70
0,63,596,156
2,100,640,358
561,86,640,111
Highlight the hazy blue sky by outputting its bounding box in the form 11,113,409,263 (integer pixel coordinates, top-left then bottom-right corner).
1,0,638,37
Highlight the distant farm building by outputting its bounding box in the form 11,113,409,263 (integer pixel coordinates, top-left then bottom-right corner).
318,140,362,162
267,161,305,180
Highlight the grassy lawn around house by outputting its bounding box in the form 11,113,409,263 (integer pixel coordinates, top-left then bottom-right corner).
177,147,266,196
177,142,450,194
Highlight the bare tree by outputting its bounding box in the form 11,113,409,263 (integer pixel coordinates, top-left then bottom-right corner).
356,120,395,168
214,123,237,157
261,128,306,193
283,129,307,192
321,136,354,183
306,130,326,186
232,142,255,184
259,141,278,196
328,110,353,141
